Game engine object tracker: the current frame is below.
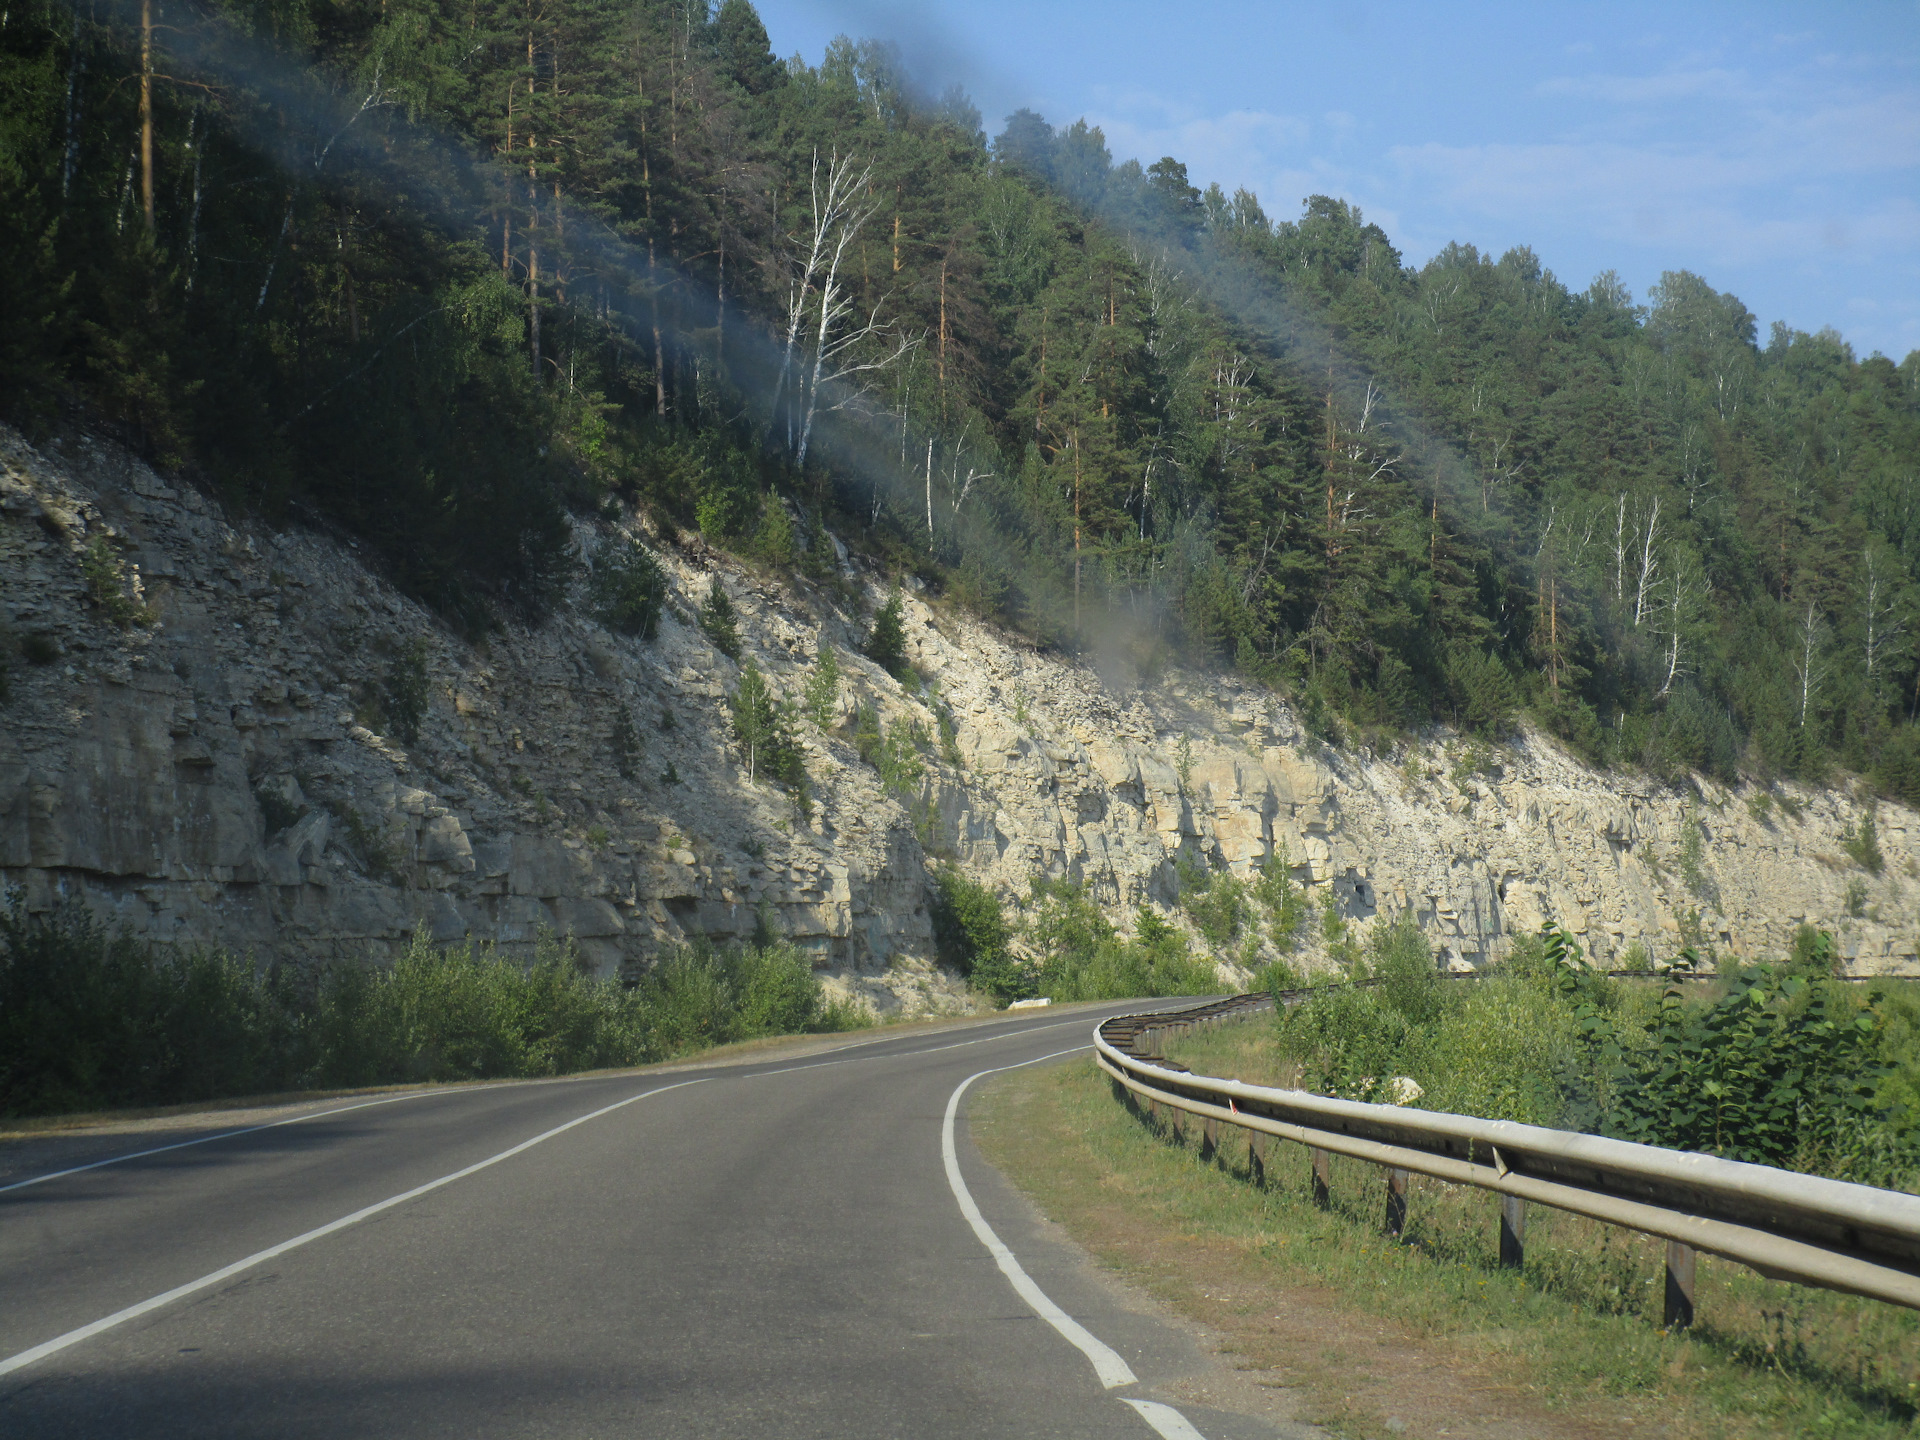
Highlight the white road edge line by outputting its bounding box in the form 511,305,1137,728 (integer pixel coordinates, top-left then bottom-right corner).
1123,1398,1211,1439
0,1077,709,1379
750,1016,1093,1078
0,1090,472,1196
942,1046,1138,1389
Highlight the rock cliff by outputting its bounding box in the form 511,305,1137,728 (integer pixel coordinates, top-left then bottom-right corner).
4,427,1916,1017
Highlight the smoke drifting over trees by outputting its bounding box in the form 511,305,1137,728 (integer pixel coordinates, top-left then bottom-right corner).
2,0,1918,793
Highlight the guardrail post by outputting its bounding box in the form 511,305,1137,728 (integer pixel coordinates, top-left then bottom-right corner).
1311,1147,1331,1209
1385,1167,1409,1238
1248,1130,1266,1187
1498,1195,1526,1270
1664,1241,1695,1330
1201,1115,1218,1159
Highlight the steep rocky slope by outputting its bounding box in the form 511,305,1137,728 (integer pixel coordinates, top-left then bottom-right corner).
4,427,1916,1018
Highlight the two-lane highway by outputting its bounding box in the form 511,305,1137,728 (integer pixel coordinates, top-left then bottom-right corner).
1,1003,1309,1438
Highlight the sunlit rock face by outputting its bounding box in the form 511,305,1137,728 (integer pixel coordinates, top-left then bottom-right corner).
4,425,1915,1019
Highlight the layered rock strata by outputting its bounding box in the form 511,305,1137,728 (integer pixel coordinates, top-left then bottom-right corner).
3,426,1915,1016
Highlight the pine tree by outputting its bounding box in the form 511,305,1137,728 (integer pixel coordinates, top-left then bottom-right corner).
700,578,743,660
804,643,841,729
865,591,909,677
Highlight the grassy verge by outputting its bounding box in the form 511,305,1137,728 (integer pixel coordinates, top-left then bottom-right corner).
973,1041,1920,1440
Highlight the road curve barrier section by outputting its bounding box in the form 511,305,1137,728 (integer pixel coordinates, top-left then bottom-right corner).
1093,994,1920,1330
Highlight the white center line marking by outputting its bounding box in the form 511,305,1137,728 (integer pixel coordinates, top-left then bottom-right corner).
0,1090,470,1195
0,1077,708,1379
750,1016,1094,1077
1123,1398,1211,1439
941,1046,1138,1389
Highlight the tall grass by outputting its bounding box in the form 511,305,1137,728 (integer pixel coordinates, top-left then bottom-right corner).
0,905,865,1118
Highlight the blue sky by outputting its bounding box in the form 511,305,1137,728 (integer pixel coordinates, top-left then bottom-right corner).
755,1,1920,360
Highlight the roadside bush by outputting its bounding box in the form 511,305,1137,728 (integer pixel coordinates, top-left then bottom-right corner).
1270,915,1920,1188
0,906,862,1118
931,870,1031,1002
0,904,296,1115
1026,880,1220,1002
635,938,832,1052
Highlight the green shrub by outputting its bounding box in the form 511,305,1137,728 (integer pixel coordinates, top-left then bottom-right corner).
931,870,1031,1001
865,590,909,678
634,938,830,1052
81,536,157,629
1842,811,1886,876
0,906,861,1118
699,578,742,660
384,638,432,745
1025,880,1219,1002
1271,917,1919,1188
1179,859,1251,952
0,904,296,1115
588,537,666,639
730,661,805,791
803,643,841,730
611,705,640,778
1253,845,1311,952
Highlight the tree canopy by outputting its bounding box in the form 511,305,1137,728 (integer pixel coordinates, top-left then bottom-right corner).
3,0,1917,793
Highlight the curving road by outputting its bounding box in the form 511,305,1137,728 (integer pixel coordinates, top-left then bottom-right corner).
0,1003,1309,1438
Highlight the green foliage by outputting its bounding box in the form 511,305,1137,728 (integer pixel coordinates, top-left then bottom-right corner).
699,579,743,661
1793,925,1840,973
1677,807,1713,900
803,643,841,730
1252,845,1311,952
0,905,862,1117
1843,812,1886,876
383,638,431,745
930,870,1030,1001
1610,968,1894,1178
0,904,298,1115
611,705,640,779
1448,740,1498,791
633,938,832,1053
1274,916,1918,1188
338,805,402,882
588,538,666,639
4,0,1916,772
1319,886,1360,970
81,536,155,629
1175,735,1195,793
1025,879,1220,1001
865,591,910,679
852,704,927,799
729,661,805,794
1178,857,1251,953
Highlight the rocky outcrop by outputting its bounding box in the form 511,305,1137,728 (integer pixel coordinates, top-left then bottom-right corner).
3,426,1916,1014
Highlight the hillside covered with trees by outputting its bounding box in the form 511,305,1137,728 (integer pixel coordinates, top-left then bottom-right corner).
3,0,1918,795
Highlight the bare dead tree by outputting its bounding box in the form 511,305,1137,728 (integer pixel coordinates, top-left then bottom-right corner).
1793,600,1831,725
1633,493,1662,627
1654,557,1710,699
784,150,913,468
1863,543,1908,684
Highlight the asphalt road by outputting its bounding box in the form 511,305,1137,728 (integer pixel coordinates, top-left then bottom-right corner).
0,1003,1310,1439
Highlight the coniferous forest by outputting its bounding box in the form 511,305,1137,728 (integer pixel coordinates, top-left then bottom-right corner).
4,0,1919,795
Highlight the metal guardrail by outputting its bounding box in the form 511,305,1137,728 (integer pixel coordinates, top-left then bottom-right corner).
1094,993,1920,1327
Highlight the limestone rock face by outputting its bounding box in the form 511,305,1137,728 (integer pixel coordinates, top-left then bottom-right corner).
3,425,1917,1016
